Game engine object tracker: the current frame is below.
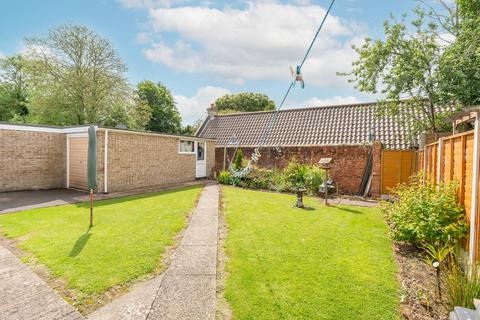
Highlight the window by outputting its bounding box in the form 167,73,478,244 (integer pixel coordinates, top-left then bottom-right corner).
179,140,195,153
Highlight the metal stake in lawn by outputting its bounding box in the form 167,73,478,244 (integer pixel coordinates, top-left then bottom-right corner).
89,189,94,227
87,125,97,228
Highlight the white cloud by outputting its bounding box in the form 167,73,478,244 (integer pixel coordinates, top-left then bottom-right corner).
174,85,230,124
137,1,365,86
118,0,189,9
135,32,151,44
302,95,360,107
0,51,5,58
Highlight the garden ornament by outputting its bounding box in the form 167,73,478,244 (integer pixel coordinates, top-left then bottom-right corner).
290,65,305,89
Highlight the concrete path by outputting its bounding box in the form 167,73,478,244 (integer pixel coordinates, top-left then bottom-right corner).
89,184,219,320
0,245,83,320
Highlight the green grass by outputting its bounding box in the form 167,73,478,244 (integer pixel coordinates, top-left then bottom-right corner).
0,186,202,299
222,187,400,320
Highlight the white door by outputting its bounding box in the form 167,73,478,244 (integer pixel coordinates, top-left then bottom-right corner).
196,141,207,178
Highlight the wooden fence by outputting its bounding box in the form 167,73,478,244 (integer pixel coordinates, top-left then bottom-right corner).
421,130,480,261
381,150,417,194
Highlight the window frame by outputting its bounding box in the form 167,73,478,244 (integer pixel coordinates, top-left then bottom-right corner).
178,139,196,154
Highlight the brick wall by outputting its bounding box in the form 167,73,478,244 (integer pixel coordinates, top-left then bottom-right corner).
0,130,66,192
102,131,214,193
215,145,373,194
96,130,105,193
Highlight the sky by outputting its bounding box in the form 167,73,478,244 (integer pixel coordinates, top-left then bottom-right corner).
0,0,418,125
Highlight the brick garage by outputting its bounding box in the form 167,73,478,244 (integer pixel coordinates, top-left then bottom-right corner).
0,129,66,192
95,129,215,193
0,123,215,193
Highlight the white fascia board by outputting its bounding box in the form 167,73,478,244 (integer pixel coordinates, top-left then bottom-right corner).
0,123,94,134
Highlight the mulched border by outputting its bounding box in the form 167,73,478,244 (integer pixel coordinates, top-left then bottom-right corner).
394,242,450,319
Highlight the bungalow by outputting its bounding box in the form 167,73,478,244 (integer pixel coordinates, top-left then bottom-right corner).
195,102,419,197
0,122,215,193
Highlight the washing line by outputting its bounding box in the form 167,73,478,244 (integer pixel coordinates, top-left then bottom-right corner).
230,0,336,177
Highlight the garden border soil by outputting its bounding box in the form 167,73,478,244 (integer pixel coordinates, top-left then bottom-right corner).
394,242,449,320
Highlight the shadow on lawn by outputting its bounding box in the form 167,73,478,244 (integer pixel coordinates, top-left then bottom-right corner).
72,185,201,209
331,206,365,214
69,227,92,257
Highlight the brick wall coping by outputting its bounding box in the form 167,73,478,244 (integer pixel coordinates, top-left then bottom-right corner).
0,122,215,142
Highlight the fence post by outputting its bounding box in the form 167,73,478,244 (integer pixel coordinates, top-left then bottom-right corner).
422,145,427,183
437,138,443,187
469,112,480,264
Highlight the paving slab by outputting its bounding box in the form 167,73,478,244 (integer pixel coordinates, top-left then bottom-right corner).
180,218,218,246
0,246,83,320
167,246,216,275
146,275,216,320
87,275,164,320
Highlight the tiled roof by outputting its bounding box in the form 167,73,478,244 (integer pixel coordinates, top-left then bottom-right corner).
196,102,419,150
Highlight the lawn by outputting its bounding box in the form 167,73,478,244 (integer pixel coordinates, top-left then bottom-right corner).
222,187,400,320
0,185,202,302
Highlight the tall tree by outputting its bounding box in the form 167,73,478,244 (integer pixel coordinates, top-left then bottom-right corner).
24,24,132,126
136,80,181,133
215,92,275,114
0,55,29,122
439,1,480,106
342,5,459,135
180,118,203,136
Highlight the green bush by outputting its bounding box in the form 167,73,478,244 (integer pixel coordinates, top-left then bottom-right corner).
269,169,288,192
382,174,467,246
240,168,274,190
218,170,232,185
304,165,325,195
223,159,325,195
284,159,308,190
234,149,244,170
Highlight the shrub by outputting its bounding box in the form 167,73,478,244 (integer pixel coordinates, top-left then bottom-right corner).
217,170,232,185
284,159,308,190
382,174,467,246
269,169,288,192
234,149,244,170
445,249,480,309
241,168,274,190
304,165,325,195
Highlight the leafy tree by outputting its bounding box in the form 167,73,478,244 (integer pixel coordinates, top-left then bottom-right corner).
24,24,131,126
215,92,275,114
439,1,480,106
342,7,458,135
136,80,181,133
180,118,203,136
0,55,29,122
127,97,152,130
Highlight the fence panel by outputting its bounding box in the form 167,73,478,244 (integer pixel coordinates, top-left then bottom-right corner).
421,130,478,259
381,150,417,194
